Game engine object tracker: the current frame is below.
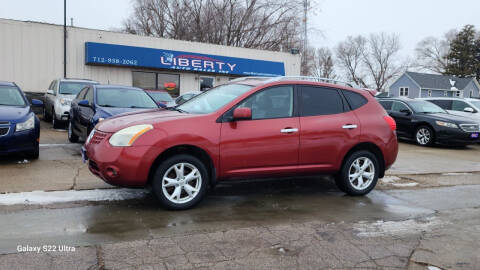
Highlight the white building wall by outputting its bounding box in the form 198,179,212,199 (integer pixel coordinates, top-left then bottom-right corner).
0,18,301,94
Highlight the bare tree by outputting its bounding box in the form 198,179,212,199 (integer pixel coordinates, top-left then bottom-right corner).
335,33,404,91
310,47,336,78
335,36,368,88
414,30,457,74
123,0,304,52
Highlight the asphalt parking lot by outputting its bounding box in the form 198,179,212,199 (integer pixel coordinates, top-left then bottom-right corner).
0,119,479,269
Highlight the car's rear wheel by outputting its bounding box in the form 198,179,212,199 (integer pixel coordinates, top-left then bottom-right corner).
43,107,51,122
415,125,434,146
68,121,79,143
152,154,208,210
335,150,379,196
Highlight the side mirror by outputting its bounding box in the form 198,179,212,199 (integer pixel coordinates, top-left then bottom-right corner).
46,90,54,95
31,99,43,107
78,100,90,107
464,107,475,113
233,107,252,121
400,109,411,115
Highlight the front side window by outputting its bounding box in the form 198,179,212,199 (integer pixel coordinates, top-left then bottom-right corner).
379,101,393,110
408,100,445,113
178,84,252,114
428,100,452,110
0,86,26,106
452,100,470,111
399,87,409,97
76,87,89,100
392,101,410,112
84,88,94,105
301,86,344,116
237,86,293,120
96,88,158,109
59,82,92,95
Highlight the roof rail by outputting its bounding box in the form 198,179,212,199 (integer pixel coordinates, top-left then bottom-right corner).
229,76,355,88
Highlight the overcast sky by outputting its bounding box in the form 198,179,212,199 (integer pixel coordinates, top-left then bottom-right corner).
1,0,480,58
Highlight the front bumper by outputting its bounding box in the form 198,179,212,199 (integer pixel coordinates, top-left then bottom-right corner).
436,127,480,145
54,104,71,121
84,131,160,187
0,124,39,155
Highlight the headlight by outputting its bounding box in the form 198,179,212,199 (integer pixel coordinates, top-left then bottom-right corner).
60,98,71,106
109,124,153,147
16,115,35,132
436,121,458,128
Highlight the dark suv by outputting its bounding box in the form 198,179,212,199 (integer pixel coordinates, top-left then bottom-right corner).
84,77,399,210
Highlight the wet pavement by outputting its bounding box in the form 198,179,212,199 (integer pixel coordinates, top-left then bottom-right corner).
0,119,480,269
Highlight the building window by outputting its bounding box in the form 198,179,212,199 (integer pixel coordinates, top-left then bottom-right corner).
399,87,409,97
199,76,215,91
132,71,180,97
428,90,432,97
444,91,448,97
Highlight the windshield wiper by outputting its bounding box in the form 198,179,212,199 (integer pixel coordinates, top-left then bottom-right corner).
98,104,116,107
166,106,188,113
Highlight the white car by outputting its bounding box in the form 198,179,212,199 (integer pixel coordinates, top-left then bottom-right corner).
423,97,480,123
43,78,98,128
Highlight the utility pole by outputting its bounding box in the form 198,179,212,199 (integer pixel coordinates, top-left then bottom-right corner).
302,0,309,75
63,0,67,78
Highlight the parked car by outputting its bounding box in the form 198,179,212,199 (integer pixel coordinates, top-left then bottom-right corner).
43,78,99,128
68,85,159,143
378,97,479,146
422,97,480,123
0,81,43,159
83,77,398,210
144,90,175,108
174,91,202,106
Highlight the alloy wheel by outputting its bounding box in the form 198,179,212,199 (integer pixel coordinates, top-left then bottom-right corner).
348,157,375,191
416,128,430,145
161,162,202,204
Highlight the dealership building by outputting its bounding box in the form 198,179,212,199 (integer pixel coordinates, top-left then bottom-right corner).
0,18,301,96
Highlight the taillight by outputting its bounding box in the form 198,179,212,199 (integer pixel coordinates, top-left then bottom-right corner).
383,115,396,131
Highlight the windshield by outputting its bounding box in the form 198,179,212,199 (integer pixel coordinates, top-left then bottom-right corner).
96,88,158,108
147,91,174,102
0,86,26,106
59,82,92,95
409,100,446,113
470,100,480,109
177,84,253,114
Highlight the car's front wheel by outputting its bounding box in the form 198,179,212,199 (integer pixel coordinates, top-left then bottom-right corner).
52,108,61,129
68,121,79,143
26,142,39,160
152,154,208,210
415,125,434,146
43,106,51,122
335,150,379,196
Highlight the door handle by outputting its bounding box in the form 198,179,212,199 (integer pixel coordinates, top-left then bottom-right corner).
342,124,358,129
280,128,298,133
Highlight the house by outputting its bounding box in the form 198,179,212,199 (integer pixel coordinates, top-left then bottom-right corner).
388,72,480,98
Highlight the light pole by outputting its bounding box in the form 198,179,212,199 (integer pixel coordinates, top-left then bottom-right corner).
64,0,67,78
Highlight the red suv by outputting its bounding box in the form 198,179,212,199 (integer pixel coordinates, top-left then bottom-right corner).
83,77,398,210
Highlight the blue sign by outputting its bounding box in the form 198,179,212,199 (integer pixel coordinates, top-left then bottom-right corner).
85,42,285,76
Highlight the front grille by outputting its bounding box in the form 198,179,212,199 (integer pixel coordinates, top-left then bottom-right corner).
0,127,9,136
0,121,9,125
90,131,108,144
460,124,480,133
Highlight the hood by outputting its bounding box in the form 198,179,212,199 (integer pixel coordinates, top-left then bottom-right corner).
0,105,31,123
422,112,478,124
59,94,77,100
95,109,195,133
97,106,151,118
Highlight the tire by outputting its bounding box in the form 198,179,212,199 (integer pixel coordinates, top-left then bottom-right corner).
152,154,208,210
415,125,434,146
52,108,61,129
68,120,79,143
43,106,51,122
27,142,39,160
335,150,379,196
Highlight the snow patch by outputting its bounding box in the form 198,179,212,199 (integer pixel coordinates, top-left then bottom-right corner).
380,176,401,183
16,159,30,164
381,175,418,187
354,217,445,237
428,266,442,270
391,182,418,187
0,189,148,205
441,172,472,176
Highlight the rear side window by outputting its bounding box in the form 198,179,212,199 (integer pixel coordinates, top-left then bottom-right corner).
300,86,344,116
343,90,368,110
379,101,393,110
429,100,452,110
